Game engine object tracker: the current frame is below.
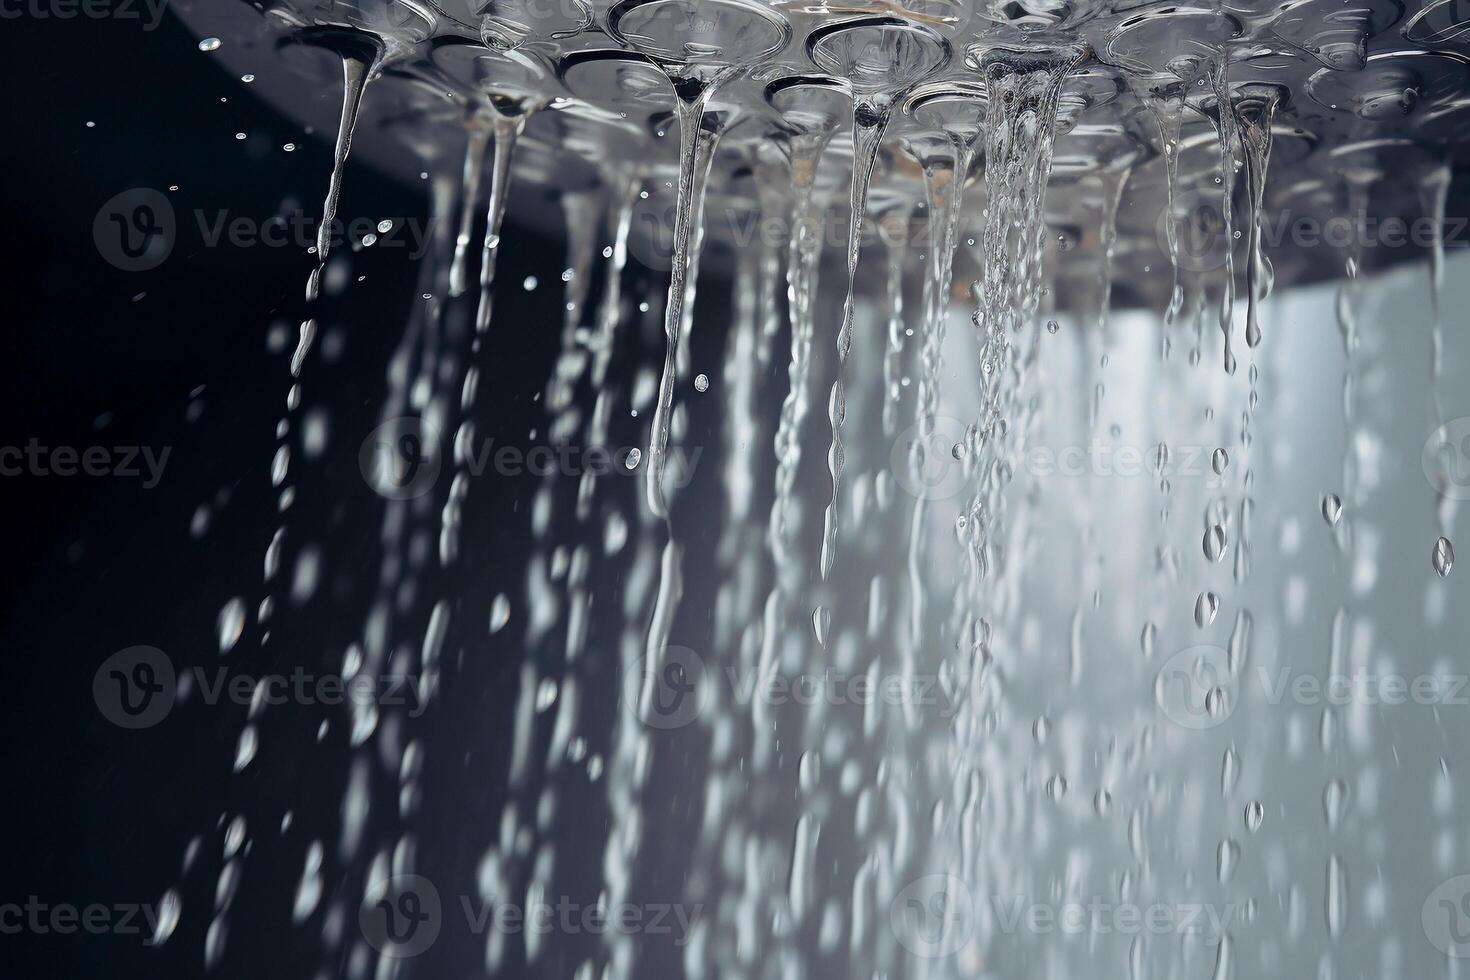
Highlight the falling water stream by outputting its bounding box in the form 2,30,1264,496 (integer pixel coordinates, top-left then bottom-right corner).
139,5,1470,980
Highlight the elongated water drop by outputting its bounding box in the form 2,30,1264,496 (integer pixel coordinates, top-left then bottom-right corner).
1245,800,1264,832
1205,524,1227,562
1234,89,1280,348
1434,536,1454,577
1322,493,1342,527
1195,591,1220,627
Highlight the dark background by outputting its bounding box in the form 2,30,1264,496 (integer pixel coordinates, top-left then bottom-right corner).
0,8,603,977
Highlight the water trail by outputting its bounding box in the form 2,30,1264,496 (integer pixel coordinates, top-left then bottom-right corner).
646,79,727,520
1419,161,1454,533
907,154,965,647
966,47,1078,532
448,119,492,297
593,172,640,388
1421,161,1451,394
1096,163,1132,338
881,208,911,438
441,98,541,565
1208,55,1241,374
1336,175,1372,523
946,43,1078,892
1137,80,1186,328
558,188,600,350
815,98,891,641
473,107,534,335
276,43,380,499
771,139,832,583
1234,90,1280,349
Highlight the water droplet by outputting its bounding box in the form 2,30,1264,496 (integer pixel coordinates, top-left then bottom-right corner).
1217,838,1240,882
1434,536,1454,577
198,37,222,52
624,448,641,470
234,725,258,772
489,594,511,634
218,597,246,654
1204,524,1226,562
1245,800,1264,832
813,606,830,645
1046,319,1059,334
693,373,709,392
1195,592,1220,627
1046,774,1068,801
1212,448,1228,474
1322,493,1342,527
1324,777,1347,830
151,889,181,945
523,275,538,291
